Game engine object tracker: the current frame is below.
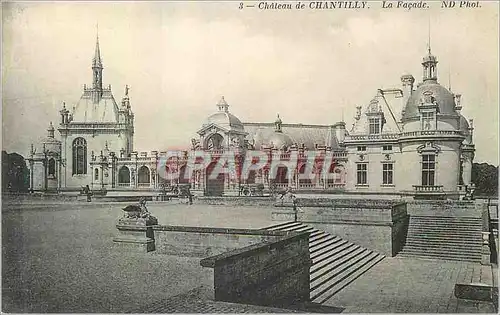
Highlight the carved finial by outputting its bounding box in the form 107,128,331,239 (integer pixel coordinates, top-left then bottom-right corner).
275,113,283,132
125,85,129,96
355,106,362,120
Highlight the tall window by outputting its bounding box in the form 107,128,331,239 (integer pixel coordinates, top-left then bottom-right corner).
48,158,56,176
382,163,393,185
357,163,367,185
357,146,366,152
369,118,380,134
72,137,87,175
382,145,392,151
422,155,435,186
94,168,99,181
422,112,434,130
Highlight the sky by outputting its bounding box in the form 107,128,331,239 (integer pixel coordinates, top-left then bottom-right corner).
2,1,499,164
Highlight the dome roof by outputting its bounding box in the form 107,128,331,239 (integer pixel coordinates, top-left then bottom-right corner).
205,112,244,130
459,114,473,144
204,96,244,131
459,115,470,134
403,81,458,120
268,131,294,150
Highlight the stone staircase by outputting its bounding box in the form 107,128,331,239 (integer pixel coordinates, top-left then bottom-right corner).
399,215,482,263
262,221,385,304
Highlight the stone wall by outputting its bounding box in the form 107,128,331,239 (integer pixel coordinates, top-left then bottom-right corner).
196,196,274,207
407,200,482,217
273,198,408,256
153,226,287,257
200,232,311,307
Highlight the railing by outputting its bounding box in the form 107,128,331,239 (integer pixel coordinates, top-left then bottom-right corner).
118,183,131,187
348,133,399,141
347,130,464,141
413,185,444,192
274,183,290,189
400,130,463,138
137,183,150,188
298,183,315,189
327,183,346,189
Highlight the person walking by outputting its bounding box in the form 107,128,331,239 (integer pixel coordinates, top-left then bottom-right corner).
292,195,298,222
187,186,193,205
84,185,92,202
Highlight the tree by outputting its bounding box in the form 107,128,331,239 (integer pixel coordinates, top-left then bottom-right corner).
2,151,29,192
471,162,498,197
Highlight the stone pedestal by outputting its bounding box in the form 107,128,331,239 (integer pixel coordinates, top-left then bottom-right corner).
113,215,158,253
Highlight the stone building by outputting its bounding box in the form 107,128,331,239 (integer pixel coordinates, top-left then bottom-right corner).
27,36,475,199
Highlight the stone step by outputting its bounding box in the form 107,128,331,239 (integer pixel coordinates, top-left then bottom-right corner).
403,243,482,254
400,248,481,260
314,254,385,305
311,238,348,260
410,216,482,221
409,219,482,225
262,221,303,231
311,240,353,263
398,252,481,263
311,251,381,302
280,225,310,232
309,230,325,240
406,240,482,249
407,232,481,239
310,245,364,281
310,248,373,293
310,234,338,250
263,222,385,302
406,234,482,243
409,225,482,231
408,227,482,235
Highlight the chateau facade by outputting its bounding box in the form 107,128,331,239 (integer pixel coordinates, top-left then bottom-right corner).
27,36,475,199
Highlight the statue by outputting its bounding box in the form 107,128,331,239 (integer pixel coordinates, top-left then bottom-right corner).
191,138,201,150
463,185,476,201
231,137,241,148
125,85,129,96
119,198,158,225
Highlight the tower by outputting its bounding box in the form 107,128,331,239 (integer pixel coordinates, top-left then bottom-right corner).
422,47,438,82
92,32,103,102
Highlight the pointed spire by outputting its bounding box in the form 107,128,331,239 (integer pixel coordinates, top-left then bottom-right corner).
427,16,431,54
448,66,452,91
93,24,102,68
422,21,438,82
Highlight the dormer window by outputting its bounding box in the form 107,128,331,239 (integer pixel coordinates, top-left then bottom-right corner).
421,112,434,130
369,118,381,134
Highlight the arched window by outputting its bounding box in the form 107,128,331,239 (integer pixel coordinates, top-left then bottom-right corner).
48,158,56,176
72,138,87,175
118,166,130,186
94,168,99,181
138,166,150,185
206,134,224,151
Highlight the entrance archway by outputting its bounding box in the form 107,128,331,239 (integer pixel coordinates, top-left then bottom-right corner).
138,166,150,187
118,166,130,187
205,160,225,196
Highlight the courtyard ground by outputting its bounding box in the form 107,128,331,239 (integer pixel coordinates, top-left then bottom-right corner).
2,199,497,313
